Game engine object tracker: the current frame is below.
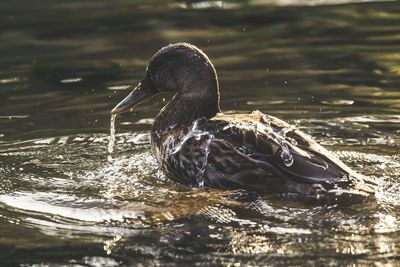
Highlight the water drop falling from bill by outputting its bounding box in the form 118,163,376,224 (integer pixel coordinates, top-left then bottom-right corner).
108,114,117,161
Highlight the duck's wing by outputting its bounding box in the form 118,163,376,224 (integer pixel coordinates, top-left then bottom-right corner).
267,114,376,189
208,113,376,196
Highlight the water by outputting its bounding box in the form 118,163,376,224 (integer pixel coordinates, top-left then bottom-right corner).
0,0,400,266
108,114,117,162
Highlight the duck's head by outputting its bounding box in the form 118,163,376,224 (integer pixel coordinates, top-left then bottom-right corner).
111,43,220,115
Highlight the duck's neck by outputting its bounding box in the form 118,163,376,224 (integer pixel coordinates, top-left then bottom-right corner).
152,90,220,134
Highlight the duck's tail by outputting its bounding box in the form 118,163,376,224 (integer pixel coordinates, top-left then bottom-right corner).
323,173,378,205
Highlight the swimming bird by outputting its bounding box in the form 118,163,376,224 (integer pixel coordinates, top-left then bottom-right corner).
111,43,376,203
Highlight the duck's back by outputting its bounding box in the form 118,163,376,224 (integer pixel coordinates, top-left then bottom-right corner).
151,111,376,201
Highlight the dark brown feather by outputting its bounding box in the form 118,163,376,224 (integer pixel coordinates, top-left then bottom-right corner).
112,43,376,203
151,112,377,201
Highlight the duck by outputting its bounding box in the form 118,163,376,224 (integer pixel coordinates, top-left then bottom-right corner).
111,42,377,203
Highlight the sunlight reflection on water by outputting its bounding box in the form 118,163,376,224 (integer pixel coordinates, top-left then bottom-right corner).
0,0,399,265
0,129,399,264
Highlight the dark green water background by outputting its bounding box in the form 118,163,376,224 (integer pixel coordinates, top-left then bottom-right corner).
0,0,399,266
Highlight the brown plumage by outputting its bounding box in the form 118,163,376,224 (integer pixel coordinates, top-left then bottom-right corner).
111,43,377,203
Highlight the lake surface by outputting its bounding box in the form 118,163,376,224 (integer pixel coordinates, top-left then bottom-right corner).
0,0,399,266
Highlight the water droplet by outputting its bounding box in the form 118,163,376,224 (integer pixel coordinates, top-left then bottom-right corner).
289,138,298,146
280,141,294,167
281,149,294,167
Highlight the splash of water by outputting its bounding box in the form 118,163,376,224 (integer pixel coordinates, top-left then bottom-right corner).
205,111,297,167
196,134,214,187
280,142,294,167
167,119,215,187
247,111,296,167
108,114,117,160
169,112,296,184
170,120,210,155
277,125,295,167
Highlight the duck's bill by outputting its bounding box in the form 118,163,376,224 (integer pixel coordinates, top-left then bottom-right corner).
111,83,154,114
